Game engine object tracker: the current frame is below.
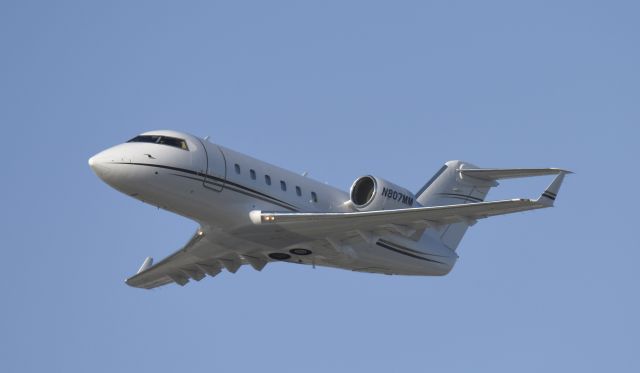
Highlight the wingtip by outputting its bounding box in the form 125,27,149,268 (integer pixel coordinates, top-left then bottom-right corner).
124,277,137,287
546,168,573,175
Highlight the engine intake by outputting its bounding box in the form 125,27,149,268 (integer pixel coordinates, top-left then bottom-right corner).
350,175,416,211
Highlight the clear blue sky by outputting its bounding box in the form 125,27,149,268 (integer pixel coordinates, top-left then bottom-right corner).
1,1,638,372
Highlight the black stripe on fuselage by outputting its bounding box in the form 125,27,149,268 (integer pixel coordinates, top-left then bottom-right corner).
378,239,450,258
375,240,446,265
437,193,484,203
171,173,298,211
110,162,300,211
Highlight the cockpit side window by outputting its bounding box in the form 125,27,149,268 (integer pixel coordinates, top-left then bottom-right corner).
127,135,189,150
158,136,188,150
128,135,161,144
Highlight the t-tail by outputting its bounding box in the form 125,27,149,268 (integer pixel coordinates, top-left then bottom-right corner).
416,160,571,251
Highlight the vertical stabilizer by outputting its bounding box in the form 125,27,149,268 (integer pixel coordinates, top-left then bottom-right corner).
416,162,570,250
416,161,494,250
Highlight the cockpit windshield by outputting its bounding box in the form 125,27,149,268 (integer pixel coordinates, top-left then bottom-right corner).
127,135,189,150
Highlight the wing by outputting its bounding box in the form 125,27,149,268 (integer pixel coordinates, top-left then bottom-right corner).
125,228,269,289
250,172,569,239
127,173,569,289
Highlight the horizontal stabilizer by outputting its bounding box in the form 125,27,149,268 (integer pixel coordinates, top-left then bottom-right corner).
460,168,571,181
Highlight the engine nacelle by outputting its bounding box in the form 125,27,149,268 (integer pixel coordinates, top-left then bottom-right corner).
349,175,416,211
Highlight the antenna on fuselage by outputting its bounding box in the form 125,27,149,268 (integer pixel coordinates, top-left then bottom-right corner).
204,136,211,141
302,171,309,177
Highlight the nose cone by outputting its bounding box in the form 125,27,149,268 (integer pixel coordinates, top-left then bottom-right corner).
88,147,126,185
88,144,147,195
88,154,97,168
88,151,110,181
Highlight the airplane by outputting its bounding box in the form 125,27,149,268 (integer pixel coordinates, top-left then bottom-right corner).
88,130,570,289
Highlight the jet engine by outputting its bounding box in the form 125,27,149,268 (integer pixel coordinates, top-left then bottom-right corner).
349,175,416,211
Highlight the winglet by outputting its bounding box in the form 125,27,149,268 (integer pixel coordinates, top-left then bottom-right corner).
137,257,154,274
538,171,571,206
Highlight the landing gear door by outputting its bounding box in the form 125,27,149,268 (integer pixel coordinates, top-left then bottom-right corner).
197,139,226,192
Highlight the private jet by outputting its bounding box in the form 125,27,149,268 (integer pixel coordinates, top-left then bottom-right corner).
88,130,570,289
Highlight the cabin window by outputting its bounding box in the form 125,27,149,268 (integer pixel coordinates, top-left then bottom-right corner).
250,169,256,180
265,175,271,185
234,164,241,174
127,135,189,151
296,186,302,196
280,181,287,191
311,191,318,203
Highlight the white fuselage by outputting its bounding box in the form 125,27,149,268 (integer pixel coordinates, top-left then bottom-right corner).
89,130,457,277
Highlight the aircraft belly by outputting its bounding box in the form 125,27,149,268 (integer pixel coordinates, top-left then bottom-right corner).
347,241,455,276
